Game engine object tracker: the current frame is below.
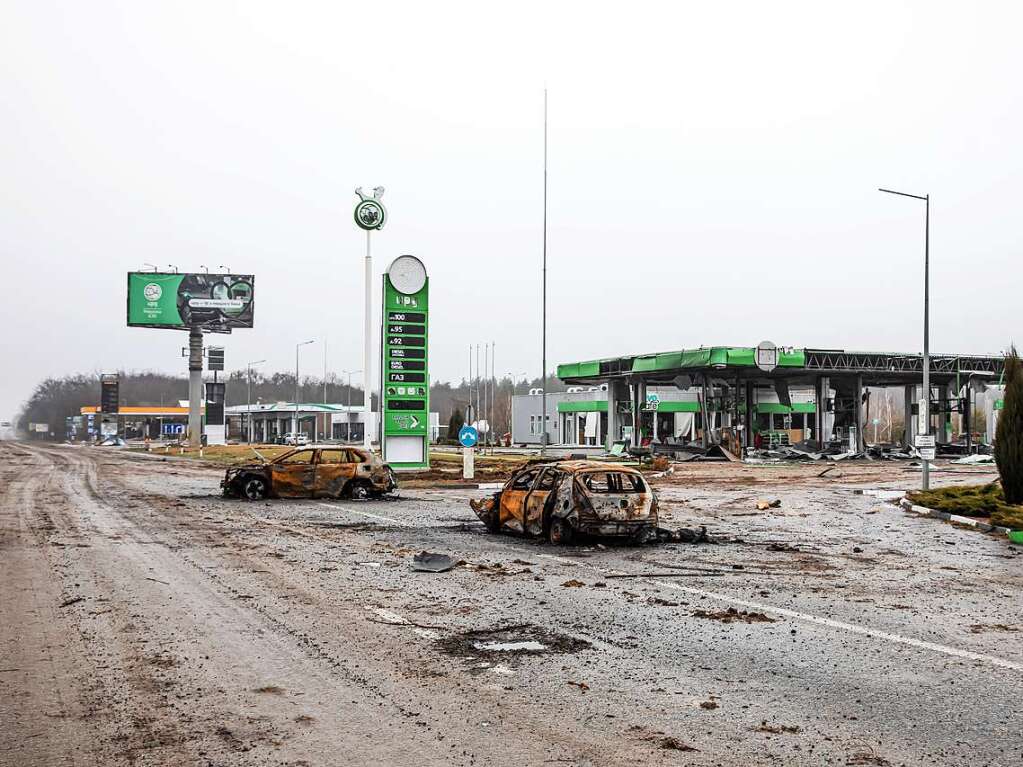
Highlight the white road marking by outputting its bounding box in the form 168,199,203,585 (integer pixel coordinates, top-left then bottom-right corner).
537,554,1023,672
317,502,404,525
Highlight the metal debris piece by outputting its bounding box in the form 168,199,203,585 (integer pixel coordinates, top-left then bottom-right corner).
411,552,456,573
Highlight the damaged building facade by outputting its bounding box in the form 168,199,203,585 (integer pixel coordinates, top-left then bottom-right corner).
539,344,1006,454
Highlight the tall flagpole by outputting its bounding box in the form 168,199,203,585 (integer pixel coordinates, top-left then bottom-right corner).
541,88,548,455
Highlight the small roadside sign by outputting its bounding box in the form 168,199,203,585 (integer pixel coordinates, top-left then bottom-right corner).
918,447,936,460
459,425,479,448
915,435,935,448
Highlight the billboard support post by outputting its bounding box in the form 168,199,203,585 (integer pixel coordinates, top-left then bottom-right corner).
188,329,203,448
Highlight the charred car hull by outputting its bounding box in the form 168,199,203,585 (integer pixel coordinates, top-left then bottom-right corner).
222,446,397,500
470,460,657,544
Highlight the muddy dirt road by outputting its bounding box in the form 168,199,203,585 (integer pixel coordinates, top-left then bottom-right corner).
3,442,1022,766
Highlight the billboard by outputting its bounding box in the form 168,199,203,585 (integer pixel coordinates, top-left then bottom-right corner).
127,272,254,332
381,255,429,470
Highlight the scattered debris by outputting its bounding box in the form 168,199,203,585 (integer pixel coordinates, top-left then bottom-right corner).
566,680,590,692
699,699,719,710
692,607,776,624
605,571,725,579
561,579,586,587
654,525,713,544
254,685,285,695
952,454,995,465
646,597,683,607
411,552,456,573
969,623,1019,634
59,597,84,608
755,721,801,734
658,736,698,752
756,500,782,510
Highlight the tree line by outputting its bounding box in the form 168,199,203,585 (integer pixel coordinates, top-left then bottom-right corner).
16,370,565,439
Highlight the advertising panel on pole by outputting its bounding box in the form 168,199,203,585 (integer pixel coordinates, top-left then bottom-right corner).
100,373,119,414
381,255,429,470
127,273,255,332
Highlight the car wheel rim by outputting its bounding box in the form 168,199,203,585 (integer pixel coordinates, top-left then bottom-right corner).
244,480,264,499
352,484,369,500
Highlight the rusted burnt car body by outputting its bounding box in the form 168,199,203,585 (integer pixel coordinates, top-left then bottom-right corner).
470,460,657,543
222,446,397,500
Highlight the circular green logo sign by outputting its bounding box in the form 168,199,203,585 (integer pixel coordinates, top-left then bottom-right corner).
354,199,386,230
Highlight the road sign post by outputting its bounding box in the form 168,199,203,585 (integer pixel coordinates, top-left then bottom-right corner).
459,425,478,480
381,255,429,470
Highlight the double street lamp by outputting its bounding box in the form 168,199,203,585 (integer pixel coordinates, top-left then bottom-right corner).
879,187,931,490
294,340,315,437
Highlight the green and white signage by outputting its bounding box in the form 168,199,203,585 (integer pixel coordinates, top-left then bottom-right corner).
126,272,255,332
381,255,429,470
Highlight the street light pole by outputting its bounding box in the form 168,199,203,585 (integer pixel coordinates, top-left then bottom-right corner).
879,187,930,490
540,88,549,456
342,369,362,443
247,359,266,443
294,340,314,438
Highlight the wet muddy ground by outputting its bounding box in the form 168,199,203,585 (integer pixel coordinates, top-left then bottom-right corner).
2,442,1022,766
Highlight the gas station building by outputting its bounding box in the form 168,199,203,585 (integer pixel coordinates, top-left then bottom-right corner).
543,344,1006,452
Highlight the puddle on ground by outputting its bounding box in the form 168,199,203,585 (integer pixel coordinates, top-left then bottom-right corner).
437,624,590,672
473,640,547,652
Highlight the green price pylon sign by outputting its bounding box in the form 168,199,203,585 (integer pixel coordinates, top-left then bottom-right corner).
381,255,429,469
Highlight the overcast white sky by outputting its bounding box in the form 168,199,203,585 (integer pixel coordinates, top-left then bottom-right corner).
2,1,1021,421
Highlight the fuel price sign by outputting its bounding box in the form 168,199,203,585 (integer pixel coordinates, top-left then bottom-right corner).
381,255,429,469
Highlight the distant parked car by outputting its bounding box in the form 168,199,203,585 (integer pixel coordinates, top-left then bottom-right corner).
470,459,658,544
96,436,127,447
279,433,309,446
221,446,397,500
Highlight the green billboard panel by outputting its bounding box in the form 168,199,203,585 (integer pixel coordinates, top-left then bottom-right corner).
127,272,255,332
381,256,429,470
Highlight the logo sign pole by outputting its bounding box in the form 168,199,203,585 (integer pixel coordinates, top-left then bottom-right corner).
354,187,386,450
381,254,429,470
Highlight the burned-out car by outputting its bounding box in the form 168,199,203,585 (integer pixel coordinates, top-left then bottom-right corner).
470,460,658,543
222,446,397,500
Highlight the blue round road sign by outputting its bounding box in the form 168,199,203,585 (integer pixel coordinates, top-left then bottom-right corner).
458,425,479,448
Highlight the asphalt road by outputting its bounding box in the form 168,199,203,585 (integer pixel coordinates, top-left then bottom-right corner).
2,441,1021,766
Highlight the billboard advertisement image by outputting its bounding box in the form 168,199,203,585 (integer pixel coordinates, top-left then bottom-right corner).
127,273,255,332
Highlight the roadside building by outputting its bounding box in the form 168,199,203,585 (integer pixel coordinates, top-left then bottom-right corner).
79,404,196,441
225,403,441,444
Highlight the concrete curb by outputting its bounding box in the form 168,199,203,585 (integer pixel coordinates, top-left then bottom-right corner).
898,497,1012,536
